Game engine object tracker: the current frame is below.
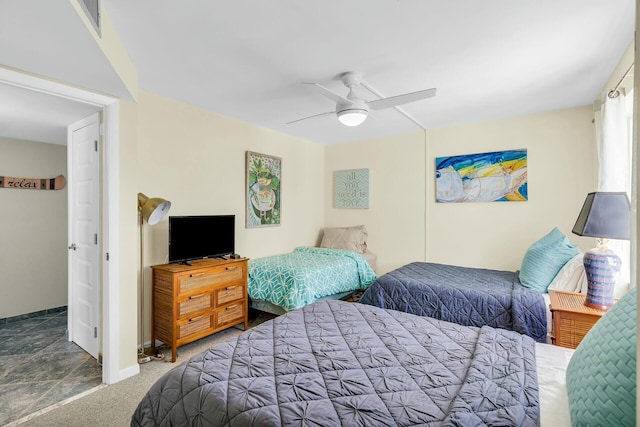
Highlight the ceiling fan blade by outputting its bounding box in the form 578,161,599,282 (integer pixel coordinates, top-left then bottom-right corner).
367,88,436,111
303,82,352,105
286,110,334,125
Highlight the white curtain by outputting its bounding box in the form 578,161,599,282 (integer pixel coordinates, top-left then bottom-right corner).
594,90,632,297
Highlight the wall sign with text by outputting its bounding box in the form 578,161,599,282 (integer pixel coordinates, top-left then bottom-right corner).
0,174,66,190
334,169,369,209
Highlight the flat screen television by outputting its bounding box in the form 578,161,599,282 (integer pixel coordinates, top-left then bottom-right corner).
168,215,235,263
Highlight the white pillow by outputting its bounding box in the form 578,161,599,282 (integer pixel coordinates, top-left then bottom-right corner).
548,253,587,293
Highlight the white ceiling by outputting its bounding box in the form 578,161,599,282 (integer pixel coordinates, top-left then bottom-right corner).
0,83,101,145
1,0,635,146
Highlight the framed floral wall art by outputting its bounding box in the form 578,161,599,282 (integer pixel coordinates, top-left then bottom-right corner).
246,151,281,227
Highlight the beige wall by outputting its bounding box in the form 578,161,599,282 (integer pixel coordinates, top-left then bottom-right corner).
324,106,597,275
69,0,138,100
427,106,597,271
117,99,140,370
0,138,68,318
324,132,427,274
130,90,324,353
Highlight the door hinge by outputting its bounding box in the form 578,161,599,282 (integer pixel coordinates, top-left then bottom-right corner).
94,234,98,244
94,140,98,152
106,252,110,261
94,327,98,338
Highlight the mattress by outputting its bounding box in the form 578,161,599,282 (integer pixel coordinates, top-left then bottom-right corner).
132,299,542,426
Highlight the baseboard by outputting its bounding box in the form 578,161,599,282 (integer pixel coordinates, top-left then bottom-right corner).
0,305,67,325
117,363,140,383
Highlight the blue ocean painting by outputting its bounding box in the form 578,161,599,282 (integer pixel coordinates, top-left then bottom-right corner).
435,149,528,203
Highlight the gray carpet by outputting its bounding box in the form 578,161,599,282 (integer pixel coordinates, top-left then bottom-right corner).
14,311,276,427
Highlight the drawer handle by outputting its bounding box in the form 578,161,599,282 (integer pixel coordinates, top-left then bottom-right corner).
226,266,238,271
189,293,207,300
188,315,204,323
224,285,238,292
225,305,238,311
190,272,208,278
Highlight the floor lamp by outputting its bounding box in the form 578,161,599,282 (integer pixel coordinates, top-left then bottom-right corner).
138,193,171,364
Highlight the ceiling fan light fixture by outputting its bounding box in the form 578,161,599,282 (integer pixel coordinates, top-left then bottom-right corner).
290,72,436,128
337,108,368,126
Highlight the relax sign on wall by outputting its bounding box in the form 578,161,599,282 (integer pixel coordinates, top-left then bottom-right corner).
334,169,369,209
0,174,66,190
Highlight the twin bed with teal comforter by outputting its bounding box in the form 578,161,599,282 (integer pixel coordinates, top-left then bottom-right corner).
248,247,377,313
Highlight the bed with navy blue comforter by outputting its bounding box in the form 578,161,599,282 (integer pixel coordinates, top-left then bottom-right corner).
359,262,547,342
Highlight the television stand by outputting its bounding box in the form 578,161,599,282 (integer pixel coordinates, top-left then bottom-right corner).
151,257,248,362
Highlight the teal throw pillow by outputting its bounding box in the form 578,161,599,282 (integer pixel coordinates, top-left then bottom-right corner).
519,227,579,293
566,286,636,426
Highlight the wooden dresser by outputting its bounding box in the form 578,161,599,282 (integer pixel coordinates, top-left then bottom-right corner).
151,258,248,362
549,290,608,349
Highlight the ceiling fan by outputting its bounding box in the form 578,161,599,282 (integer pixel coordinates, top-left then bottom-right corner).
287,71,436,127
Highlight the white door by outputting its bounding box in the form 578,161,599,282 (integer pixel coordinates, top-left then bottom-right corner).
67,112,101,359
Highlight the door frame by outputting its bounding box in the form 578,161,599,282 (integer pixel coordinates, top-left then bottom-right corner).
0,67,122,384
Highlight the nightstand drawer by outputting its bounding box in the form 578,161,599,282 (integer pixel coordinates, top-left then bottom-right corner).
557,317,594,349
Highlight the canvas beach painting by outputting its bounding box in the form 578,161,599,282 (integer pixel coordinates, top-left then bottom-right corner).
436,149,528,203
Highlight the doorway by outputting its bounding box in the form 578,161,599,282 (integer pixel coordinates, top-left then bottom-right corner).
0,67,121,385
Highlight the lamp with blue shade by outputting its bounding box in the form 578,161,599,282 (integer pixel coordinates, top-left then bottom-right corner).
572,192,630,311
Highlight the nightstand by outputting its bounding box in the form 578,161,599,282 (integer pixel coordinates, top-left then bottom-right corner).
549,290,608,349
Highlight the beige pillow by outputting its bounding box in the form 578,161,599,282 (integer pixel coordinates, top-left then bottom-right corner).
320,225,368,253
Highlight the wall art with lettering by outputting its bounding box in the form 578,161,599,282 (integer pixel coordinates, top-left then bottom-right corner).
0,174,66,190
334,169,369,209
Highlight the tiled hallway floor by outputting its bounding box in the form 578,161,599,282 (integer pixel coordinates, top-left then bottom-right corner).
0,309,102,426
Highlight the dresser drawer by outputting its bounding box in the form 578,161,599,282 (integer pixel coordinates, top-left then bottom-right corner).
178,314,213,339
216,284,244,305
178,293,212,316
216,302,245,328
178,265,244,294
